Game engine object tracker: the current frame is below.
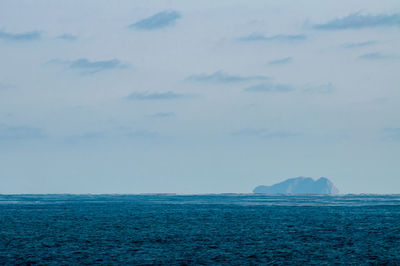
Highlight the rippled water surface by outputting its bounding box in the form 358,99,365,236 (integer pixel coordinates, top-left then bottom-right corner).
1,194,400,264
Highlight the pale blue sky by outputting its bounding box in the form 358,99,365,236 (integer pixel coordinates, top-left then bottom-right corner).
0,0,399,194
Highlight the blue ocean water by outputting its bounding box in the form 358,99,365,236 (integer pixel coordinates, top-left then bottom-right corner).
1,194,400,265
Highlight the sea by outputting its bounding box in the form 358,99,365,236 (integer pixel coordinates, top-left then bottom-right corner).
1,194,400,265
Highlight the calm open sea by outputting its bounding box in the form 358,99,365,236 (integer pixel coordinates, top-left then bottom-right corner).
1,194,400,265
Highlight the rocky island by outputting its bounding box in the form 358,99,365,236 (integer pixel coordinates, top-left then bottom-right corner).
253,177,339,195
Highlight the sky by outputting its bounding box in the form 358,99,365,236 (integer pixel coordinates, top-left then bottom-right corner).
0,0,399,194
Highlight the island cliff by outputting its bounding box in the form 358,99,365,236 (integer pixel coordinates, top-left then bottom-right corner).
253,177,339,195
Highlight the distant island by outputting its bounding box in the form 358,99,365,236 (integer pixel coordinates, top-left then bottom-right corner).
253,177,339,195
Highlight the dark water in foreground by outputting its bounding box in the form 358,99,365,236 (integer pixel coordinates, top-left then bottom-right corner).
1,195,400,265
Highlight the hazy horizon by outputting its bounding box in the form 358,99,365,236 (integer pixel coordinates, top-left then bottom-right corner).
1,0,399,194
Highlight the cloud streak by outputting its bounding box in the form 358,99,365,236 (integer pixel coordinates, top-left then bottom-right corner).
383,128,400,141
50,58,128,74
237,34,307,43
65,128,163,143
0,82,16,90
148,112,176,118
268,57,293,65
128,11,181,30
0,30,41,41
115,126,161,139
313,13,400,30
64,132,105,144
187,71,269,83
125,130,159,138
357,52,399,60
341,41,376,49
56,34,77,41
244,82,294,93
303,82,334,94
0,124,46,140
126,91,187,100
231,128,300,139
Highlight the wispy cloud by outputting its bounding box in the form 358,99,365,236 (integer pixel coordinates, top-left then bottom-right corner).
0,82,16,90
56,34,77,41
49,58,128,74
65,132,105,144
0,30,41,41
244,82,294,93
148,112,176,118
268,57,293,65
65,128,162,143
231,128,300,139
231,128,266,137
187,71,269,83
116,126,160,139
357,52,399,60
0,124,46,140
128,11,181,30
313,13,400,30
69,59,127,73
303,82,334,94
237,34,307,43
341,41,376,49
383,128,400,141
125,130,159,138
127,91,186,100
